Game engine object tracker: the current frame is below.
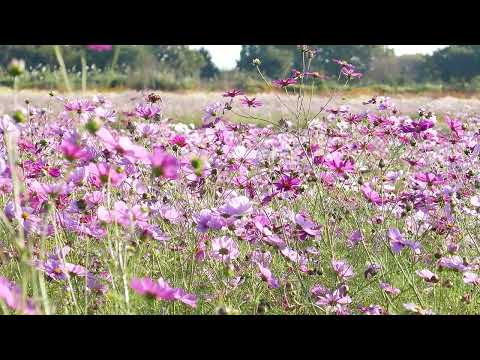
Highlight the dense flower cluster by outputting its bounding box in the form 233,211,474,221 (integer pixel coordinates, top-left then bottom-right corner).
0,55,479,315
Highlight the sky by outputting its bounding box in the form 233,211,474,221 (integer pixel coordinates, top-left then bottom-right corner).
190,45,448,70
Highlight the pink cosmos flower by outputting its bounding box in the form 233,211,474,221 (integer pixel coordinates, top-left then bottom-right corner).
359,304,386,315
86,45,112,52
346,230,362,248
88,162,126,187
64,99,95,114
341,66,362,79
60,138,89,162
257,263,280,289
331,259,355,281
314,284,352,313
380,282,400,296
218,195,252,217
333,59,352,67
438,255,470,272
169,135,187,148
96,127,149,162
272,78,297,88
223,89,244,98
194,209,226,233
324,152,355,177
416,269,439,283
0,277,39,315
130,277,197,308
400,119,434,133
445,116,464,137
98,201,148,228
463,272,480,285
211,236,240,263
202,102,223,122
275,175,301,192
149,149,179,179
136,123,159,138
135,103,161,120
388,228,421,254
295,212,321,240
360,184,383,205
240,96,262,108
414,172,445,187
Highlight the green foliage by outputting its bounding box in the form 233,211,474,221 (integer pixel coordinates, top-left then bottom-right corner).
237,45,295,79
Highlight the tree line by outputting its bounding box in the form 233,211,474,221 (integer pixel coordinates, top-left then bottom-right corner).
1,45,480,89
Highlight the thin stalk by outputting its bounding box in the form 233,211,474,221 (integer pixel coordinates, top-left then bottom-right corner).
53,45,72,93
81,49,87,95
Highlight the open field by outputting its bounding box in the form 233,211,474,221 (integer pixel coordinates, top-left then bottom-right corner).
2,88,480,123
1,83,480,315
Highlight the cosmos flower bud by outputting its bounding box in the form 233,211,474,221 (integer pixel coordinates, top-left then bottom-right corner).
8,58,25,77
190,157,203,176
12,110,26,124
378,158,385,169
215,305,240,315
85,117,103,135
252,58,261,66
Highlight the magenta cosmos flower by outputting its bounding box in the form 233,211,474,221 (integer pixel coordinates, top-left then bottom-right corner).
169,135,187,148
324,152,355,177
223,89,244,98
341,66,362,79
360,184,383,205
89,162,126,187
149,149,179,179
275,175,301,192
130,277,197,308
240,96,262,108
86,45,113,52
60,138,89,162
272,78,297,88
445,116,464,137
211,236,240,263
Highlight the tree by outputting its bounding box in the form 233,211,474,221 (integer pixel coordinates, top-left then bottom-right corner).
197,48,220,79
428,46,480,82
237,45,295,79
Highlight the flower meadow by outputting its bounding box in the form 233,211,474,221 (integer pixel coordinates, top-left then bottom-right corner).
1,46,480,315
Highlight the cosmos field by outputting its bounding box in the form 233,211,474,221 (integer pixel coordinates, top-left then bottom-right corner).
1,51,480,315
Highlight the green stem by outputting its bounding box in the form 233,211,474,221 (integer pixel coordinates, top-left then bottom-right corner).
53,45,72,94
110,45,121,72
81,49,87,95
13,76,18,109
